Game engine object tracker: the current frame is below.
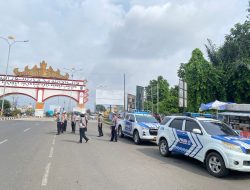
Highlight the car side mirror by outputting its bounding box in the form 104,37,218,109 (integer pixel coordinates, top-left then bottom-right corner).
129,119,135,122
192,128,202,135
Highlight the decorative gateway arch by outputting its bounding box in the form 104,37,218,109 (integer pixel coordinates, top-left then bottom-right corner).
0,61,88,117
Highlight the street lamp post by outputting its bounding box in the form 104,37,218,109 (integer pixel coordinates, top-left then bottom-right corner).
63,67,82,112
96,84,107,113
0,36,28,116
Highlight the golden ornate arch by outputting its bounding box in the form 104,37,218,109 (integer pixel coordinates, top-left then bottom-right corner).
13,61,69,79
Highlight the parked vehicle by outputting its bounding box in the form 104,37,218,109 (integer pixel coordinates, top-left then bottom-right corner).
157,116,250,177
4,110,13,117
118,112,160,144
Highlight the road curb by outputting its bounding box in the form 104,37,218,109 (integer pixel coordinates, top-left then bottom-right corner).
0,117,17,121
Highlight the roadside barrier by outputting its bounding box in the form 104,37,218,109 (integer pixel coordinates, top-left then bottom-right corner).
0,117,17,121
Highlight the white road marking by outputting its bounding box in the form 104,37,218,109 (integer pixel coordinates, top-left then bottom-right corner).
49,147,54,158
52,135,56,145
24,128,31,132
41,162,51,186
0,139,8,145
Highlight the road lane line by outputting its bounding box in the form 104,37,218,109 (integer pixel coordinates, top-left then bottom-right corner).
52,135,56,145
49,147,54,158
24,128,31,132
0,139,8,145
41,162,51,186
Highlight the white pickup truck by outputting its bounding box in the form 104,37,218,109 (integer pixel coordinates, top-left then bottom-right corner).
117,112,160,144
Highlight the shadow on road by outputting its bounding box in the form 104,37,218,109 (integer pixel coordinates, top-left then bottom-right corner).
95,138,112,142
46,131,58,135
137,147,250,180
118,136,157,147
61,139,79,144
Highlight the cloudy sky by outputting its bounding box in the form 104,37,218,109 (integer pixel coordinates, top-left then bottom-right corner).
0,0,248,110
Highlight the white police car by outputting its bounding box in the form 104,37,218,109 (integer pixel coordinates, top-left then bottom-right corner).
118,112,160,144
157,116,250,177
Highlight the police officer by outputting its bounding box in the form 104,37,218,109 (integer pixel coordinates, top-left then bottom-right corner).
79,113,89,143
56,112,62,135
97,113,103,137
110,113,118,142
63,111,67,132
71,112,76,133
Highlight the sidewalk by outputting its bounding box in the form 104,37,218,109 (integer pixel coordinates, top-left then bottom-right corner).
0,116,54,121
0,117,17,121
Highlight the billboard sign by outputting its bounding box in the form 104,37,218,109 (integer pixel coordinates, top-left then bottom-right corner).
179,79,187,108
136,86,144,111
127,94,136,111
96,89,124,106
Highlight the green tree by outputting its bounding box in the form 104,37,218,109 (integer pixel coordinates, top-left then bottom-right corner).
159,85,179,114
25,108,35,116
205,5,250,103
205,39,221,67
96,104,106,112
0,99,11,111
12,109,21,116
145,76,170,104
179,49,225,111
144,76,179,114
179,2,250,112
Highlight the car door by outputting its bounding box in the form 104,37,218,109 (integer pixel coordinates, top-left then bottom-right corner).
168,118,186,154
184,119,203,160
125,114,133,135
128,115,136,135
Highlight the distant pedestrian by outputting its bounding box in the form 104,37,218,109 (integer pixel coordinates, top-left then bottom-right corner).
85,114,88,132
62,111,67,132
56,112,63,135
154,113,162,123
110,113,118,142
71,113,76,133
79,113,89,143
97,113,103,137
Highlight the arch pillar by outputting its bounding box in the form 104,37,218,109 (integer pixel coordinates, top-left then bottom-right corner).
35,89,44,117
74,91,86,113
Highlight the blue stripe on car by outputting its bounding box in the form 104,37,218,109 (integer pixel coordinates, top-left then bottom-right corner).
192,135,203,157
169,128,177,149
138,122,150,129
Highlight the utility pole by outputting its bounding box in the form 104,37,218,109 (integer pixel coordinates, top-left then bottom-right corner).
0,36,28,116
124,73,126,114
145,87,148,111
157,82,159,114
151,86,153,113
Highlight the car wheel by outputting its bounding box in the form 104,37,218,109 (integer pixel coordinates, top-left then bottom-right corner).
205,152,229,177
118,126,124,138
159,138,171,157
133,130,141,145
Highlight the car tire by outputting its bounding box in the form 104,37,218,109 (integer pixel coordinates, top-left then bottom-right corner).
159,138,171,157
133,130,141,145
118,126,124,138
205,152,229,178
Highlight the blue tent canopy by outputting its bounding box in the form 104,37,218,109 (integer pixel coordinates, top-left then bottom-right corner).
199,100,233,111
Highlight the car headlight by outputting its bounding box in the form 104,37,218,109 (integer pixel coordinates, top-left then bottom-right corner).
142,127,149,130
223,142,243,153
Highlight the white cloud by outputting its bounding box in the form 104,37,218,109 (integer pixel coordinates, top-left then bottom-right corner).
0,0,247,110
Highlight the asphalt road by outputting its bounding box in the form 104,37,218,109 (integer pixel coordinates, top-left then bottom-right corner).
0,118,250,190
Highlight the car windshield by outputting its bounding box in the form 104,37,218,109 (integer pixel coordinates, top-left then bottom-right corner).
200,121,238,136
135,115,158,123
